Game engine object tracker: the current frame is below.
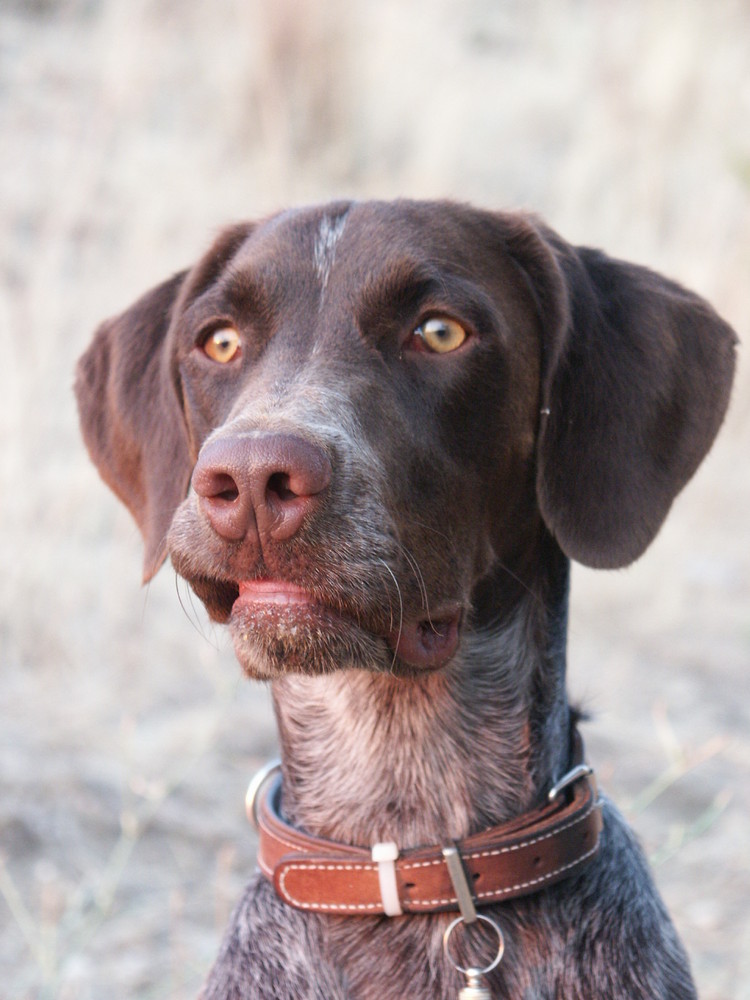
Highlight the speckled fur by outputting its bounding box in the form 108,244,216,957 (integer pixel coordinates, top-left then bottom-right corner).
201,582,697,1000
75,201,737,999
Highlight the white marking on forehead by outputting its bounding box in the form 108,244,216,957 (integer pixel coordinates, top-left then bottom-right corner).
313,211,348,291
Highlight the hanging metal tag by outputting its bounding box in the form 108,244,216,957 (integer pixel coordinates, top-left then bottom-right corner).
443,913,505,1000
458,967,492,1000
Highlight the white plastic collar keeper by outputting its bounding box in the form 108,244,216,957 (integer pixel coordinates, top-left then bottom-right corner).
371,841,402,916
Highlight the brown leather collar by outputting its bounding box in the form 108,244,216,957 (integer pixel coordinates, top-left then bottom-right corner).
252,739,603,917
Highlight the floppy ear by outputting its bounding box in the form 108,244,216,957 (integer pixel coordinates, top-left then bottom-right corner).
507,219,738,569
75,272,192,581
75,223,255,582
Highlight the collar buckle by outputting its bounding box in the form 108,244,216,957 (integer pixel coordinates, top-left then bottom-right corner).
547,763,594,803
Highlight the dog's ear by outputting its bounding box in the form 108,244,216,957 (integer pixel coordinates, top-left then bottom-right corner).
75,224,254,582
75,271,192,582
505,217,738,569
75,223,252,582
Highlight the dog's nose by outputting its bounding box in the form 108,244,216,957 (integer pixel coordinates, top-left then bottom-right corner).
192,433,331,543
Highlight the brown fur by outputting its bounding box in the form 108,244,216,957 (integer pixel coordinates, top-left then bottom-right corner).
76,200,737,998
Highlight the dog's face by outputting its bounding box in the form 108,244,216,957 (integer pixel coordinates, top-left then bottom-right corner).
166,203,545,677
76,200,736,680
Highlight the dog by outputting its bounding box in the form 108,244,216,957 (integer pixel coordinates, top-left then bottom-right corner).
76,200,737,998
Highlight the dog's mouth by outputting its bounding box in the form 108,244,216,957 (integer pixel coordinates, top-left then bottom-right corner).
223,577,462,675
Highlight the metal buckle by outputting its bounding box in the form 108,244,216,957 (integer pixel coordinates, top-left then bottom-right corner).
245,758,282,831
547,763,593,803
442,845,478,923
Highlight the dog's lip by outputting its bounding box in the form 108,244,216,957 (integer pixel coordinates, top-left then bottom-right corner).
232,577,346,621
232,578,463,669
236,579,315,606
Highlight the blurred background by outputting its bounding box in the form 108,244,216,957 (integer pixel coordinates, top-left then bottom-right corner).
1,0,749,997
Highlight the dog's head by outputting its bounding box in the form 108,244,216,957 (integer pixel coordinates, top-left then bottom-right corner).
76,201,737,678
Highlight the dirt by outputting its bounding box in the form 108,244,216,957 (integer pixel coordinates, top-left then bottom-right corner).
1,1,748,997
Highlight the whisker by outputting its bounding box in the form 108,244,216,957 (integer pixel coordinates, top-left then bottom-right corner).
402,514,454,548
396,541,430,620
377,558,403,674
372,563,396,633
174,574,221,648
140,579,152,626
494,558,547,611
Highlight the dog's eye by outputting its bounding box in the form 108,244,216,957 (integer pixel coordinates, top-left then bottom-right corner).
414,317,467,354
202,326,241,364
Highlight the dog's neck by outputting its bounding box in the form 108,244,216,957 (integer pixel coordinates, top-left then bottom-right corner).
271,546,572,848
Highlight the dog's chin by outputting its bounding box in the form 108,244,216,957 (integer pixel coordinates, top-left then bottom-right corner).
225,582,463,680
229,608,386,679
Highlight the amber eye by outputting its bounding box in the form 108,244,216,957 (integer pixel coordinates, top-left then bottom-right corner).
414,317,468,354
202,326,241,364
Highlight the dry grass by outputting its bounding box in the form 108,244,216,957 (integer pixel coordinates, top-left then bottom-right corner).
1,0,749,996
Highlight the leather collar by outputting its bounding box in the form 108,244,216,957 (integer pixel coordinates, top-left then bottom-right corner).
252,737,602,917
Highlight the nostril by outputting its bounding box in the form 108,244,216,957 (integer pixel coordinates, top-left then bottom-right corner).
267,471,297,502
193,468,240,503
192,432,331,543
192,464,250,543
212,473,240,503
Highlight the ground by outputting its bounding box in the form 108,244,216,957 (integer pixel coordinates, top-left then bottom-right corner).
1,1,749,997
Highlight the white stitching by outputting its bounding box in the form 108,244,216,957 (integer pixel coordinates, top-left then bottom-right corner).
400,800,597,872
405,841,601,909
274,801,600,912
279,863,380,911
278,841,599,911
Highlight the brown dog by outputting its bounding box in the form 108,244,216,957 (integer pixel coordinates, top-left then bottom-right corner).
76,201,736,998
